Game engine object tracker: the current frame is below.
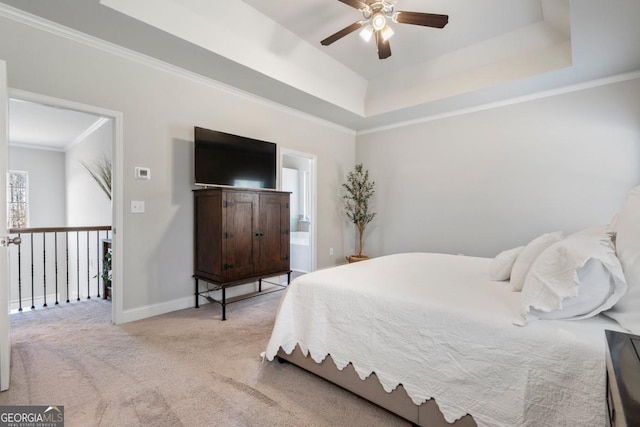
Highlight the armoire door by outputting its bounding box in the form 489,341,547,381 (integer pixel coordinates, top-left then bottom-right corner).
258,193,290,274
194,191,223,280
222,191,258,280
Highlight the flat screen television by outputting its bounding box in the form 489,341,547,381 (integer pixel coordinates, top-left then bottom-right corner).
194,127,277,189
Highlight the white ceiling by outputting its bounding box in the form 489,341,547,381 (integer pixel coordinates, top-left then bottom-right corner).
9,99,106,151
241,0,550,80
0,0,639,131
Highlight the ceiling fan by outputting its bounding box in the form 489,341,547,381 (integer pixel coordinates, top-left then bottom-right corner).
321,0,449,60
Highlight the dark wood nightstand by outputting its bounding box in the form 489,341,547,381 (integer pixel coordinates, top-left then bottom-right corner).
605,329,640,426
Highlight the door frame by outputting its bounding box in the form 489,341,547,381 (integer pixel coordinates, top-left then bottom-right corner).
8,89,125,324
0,60,9,390
280,148,317,273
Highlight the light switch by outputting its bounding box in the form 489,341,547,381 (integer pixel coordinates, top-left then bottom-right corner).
131,200,145,213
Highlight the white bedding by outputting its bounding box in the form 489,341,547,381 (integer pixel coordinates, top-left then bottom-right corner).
265,252,623,427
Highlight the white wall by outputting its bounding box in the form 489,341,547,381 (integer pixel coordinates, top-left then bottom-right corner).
9,146,65,227
357,77,640,258
65,120,113,226
0,15,355,315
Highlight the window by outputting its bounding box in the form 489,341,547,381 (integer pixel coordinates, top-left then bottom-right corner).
7,171,28,229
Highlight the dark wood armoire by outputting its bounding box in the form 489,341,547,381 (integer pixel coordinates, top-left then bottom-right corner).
193,187,290,319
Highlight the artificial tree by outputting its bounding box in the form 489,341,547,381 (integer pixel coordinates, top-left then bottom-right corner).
343,163,376,261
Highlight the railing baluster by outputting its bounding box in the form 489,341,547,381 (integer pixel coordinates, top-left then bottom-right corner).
96,231,101,298
7,226,111,310
64,231,70,302
86,231,90,300
55,232,59,305
30,233,34,310
43,233,47,308
76,231,80,302
66,232,70,303
17,232,22,312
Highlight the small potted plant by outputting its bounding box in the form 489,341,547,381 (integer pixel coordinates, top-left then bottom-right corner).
102,249,112,299
343,163,376,263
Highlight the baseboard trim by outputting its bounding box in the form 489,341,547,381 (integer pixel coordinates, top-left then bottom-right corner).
120,296,194,324
118,281,274,323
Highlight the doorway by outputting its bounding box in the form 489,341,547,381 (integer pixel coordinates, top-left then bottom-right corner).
281,150,316,273
7,89,123,324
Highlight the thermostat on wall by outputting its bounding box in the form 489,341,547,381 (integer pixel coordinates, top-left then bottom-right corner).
135,167,151,180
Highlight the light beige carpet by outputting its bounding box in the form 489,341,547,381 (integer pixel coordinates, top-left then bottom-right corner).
0,293,409,427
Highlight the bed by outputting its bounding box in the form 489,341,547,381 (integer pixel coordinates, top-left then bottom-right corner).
263,187,640,427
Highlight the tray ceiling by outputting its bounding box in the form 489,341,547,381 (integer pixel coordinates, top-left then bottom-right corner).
0,0,639,131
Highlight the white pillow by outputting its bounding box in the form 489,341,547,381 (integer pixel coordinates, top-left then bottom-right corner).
604,186,640,334
489,246,524,281
531,259,614,319
510,232,563,292
517,227,627,324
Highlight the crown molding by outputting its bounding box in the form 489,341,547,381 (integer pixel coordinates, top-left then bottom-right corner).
65,117,110,151
8,141,64,152
358,70,640,135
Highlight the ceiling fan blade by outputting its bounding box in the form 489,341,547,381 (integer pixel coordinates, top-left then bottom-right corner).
376,30,391,60
394,11,449,28
321,21,364,46
338,0,368,10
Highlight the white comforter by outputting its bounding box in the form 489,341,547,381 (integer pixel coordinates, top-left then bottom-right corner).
265,253,622,427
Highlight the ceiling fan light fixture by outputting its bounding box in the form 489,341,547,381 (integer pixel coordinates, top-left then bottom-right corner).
359,25,374,42
321,0,449,60
371,12,386,31
380,25,394,41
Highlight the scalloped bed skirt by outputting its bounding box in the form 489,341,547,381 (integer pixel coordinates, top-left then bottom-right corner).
276,346,476,427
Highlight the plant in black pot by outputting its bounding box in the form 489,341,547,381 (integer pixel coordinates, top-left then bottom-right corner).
343,163,376,263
